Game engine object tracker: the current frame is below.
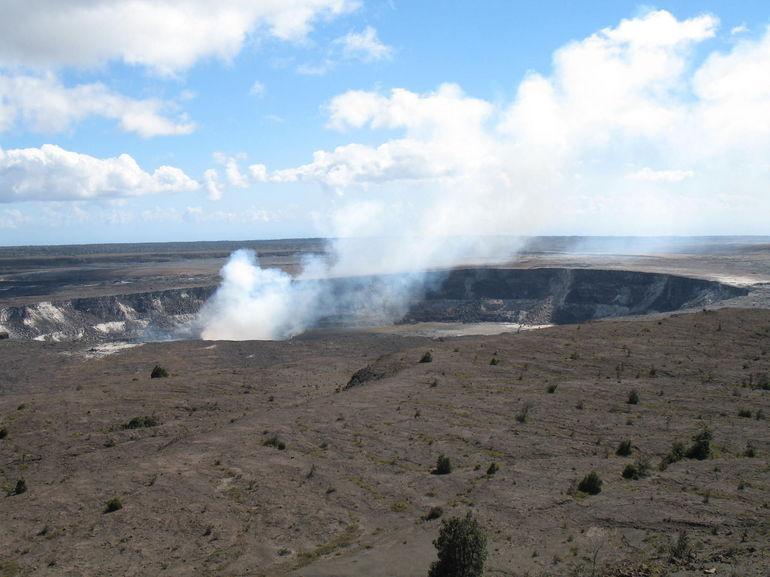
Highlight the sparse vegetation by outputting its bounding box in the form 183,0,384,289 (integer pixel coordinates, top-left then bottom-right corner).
434,454,452,475
546,383,558,393
685,429,712,460
0,427,7,439
515,402,531,424
150,365,169,379
616,440,632,456
486,462,499,476
622,456,650,480
424,506,444,521
104,497,123,513
737,408,752,418
577,471,603,495
660,441,686,470
489,357,499,366
743,442,757,458
627,389,640,405
420,351,433,363
669,530,692,563
263,433,286,450
428,513,487,577
9,478,27,496
123,416,159,429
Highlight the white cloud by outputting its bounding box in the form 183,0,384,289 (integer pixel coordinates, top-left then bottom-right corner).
203,169,224,201
731,24,749,35
0,73,195,137
249,81,266,97
249,164,269,182
255,11,770,235
0,0,361,74
0,208,26,229
213,153,249,189
187,207,277,224
0,144,199,203
296,60,336,76
626,167,695,182
337,26,392,62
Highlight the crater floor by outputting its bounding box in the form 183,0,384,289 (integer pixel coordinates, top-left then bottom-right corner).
1,307,768,576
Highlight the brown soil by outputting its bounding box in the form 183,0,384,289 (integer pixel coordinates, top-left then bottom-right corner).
1,308,768,576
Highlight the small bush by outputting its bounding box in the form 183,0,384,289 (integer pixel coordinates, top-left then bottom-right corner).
738,409,752,418
577,471,603,495
685,429,712,460
515,403,531,424
420,351,433,363
123,416,159,430
546,384,558,394
150,365,169,379
627,389,640,405
622,456,650,480
669,530,692,563
429,513,487,577
263,433,286,450
424,506,444,521
12,478,27,495
486,463,499,476
743,442,756,458
434,454,452,475
660,441,686,470
104,497,123,513
489,357,499,366
616,440,632,457
0,427,7,439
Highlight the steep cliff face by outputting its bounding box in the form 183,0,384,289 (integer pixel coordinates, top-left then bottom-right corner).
0,268,748,341
0,286,214,342
404,268,748,325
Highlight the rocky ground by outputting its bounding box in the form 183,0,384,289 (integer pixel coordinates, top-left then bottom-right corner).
1,307,768,576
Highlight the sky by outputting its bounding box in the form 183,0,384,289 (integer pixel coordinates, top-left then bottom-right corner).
0,0,769,246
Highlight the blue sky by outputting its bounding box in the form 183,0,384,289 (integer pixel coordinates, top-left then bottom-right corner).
1,1,769,245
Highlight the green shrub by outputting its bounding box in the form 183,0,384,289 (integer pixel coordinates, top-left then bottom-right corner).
123,416,159,429
150,365,169,379
627,389,640,405
486,463,499,476
738,409,752,418
12,478,27,495
685,429,712,460
546,384,558,394
515,403,531,424
0,427,7,440
489,357,499,366
622,456,650,480
660,441,686,470
420,351,433,363
428,513,487,577
669,530,692,563
616,440,632,456
743,442,757,458
424,506,444,521
434,454,452,475
263,433,286,450
577,471,602,495
104,497,123,513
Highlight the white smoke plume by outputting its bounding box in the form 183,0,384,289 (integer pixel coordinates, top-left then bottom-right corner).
198,10,770,340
